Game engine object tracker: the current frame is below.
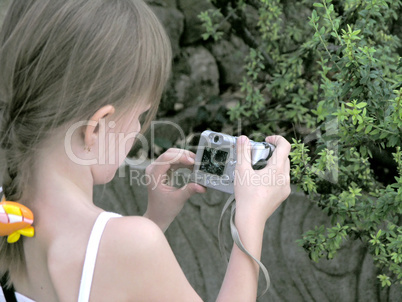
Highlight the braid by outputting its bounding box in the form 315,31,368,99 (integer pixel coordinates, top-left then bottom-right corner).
0,155,26,281
0,231,25,283
0,91,14,151
3,150,24,201
1,86,26,201
0,121,29,281
0,41,34,276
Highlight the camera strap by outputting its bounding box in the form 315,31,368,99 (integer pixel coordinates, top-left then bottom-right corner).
218,194,270,298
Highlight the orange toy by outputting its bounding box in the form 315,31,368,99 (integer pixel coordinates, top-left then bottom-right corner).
0,196,34,243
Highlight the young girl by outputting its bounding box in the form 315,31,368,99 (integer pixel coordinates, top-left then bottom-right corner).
0,0,291,301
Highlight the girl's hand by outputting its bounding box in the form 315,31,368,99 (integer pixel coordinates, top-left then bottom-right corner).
143,148,206,231
234,135,291,226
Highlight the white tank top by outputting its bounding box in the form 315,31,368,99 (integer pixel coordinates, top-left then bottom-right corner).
0,211,122,302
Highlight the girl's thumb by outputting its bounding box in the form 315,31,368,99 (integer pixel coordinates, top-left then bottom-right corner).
180,182,206,200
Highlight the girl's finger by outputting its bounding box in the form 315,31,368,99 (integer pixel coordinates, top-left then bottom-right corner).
148,149,196,178
235,135,252,173
265,135,291,167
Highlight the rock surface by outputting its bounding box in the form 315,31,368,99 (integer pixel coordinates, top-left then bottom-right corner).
177,0,216,45
149,4,184,58
0,0,10,21
159,45,220,114
184,46,220,103
209,34,249,87
94,163,400,302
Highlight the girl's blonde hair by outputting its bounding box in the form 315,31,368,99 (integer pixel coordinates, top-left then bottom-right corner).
0,0,171,280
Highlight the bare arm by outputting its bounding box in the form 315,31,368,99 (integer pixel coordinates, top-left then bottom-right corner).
217,135,291,301
105,136,290,302
144,148,206,232
217,220,265,302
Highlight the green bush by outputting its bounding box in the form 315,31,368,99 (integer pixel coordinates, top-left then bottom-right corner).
200,0,402,286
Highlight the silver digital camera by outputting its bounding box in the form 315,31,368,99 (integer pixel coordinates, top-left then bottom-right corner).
191,130,275,194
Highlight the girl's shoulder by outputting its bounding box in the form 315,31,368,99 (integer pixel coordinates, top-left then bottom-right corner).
102,215,165,256
87,216,167,300
99,215,168,272
89,215,202,301
46,215,168,301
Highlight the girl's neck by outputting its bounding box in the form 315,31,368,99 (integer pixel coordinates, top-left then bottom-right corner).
13,145,104,300
28,141,102,245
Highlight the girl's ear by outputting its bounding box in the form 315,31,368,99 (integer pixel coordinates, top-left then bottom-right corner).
84,105,115,149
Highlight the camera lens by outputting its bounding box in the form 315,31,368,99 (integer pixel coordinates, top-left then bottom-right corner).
213,135,219,143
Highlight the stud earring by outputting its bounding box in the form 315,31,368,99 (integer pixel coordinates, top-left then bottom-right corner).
84,145,91,152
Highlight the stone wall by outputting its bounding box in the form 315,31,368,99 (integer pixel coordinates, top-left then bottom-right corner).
145,0,248,116
0,0,10,23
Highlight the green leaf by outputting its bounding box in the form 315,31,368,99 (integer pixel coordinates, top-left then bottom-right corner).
313,3,324,8
365,124,373,134
356,102,367,109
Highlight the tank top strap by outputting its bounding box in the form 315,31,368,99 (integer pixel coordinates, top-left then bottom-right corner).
78,212,122,302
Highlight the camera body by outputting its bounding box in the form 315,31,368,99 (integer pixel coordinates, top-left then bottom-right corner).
191,130,275,194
